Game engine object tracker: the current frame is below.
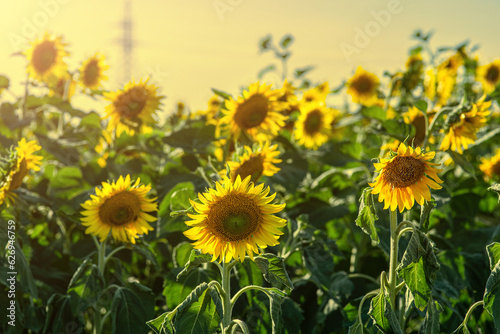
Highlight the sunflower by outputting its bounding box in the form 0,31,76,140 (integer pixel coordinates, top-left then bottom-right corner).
346,66,380,106
477,60,500,93
403,106,428,147
80,175,158,244
191,95,223,125
440,96,491,154
480,148,500,181
184,175,286,262
0,139,43,207
220,82,286,142
294,102,333,150
48,73,76,100
301,82,329,105
104,79,164,136
369,143,443,213
24,32,69,82
225,142,281,183
79,53,109,90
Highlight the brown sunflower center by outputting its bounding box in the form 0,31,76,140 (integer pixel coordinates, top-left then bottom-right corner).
486,65,500,84
233,154,265,183
8,158,28,191
32,41,57,73
412,114,426,146
304,110,323,135
352,75,374,94
99,191,141,226
207,192,262,242
114,87,148,119
492,160,500,177
382,155,426,188
234,94,269,129
83,60,100,86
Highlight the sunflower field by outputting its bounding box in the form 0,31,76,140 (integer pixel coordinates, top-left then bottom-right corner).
1,30,500,334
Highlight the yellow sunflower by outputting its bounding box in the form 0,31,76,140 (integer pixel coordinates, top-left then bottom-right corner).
440,96,491,154
48,73,76,100
0,139,43,207
294,102,333,150
220,82,286,142
346,66,380,106
369,143,443,213
225,142,281,183
480,148,500,181
403,106,428,147
104,78,164,136
184,175,286,262
80,175,158,244
24,32,69,82
301,82,329,105
79,53,109,90
191,95,223,125
477,60,500,94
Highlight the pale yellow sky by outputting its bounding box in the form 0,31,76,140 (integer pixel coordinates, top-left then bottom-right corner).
1,0,499,116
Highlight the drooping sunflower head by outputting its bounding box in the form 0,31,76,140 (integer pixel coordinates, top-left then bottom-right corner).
294,102,333,150
0,138,43,207
480,148,500,181
79,53,109,90
48,73,76,100
220,82,286,142
184,175,286,262
369,143,443,213
80,175,158,244
104,78,164,136
346,66,380,106
440,96,491,154
477,59,500,93
403,106,428,147
24,32,69,82
224,142,282,183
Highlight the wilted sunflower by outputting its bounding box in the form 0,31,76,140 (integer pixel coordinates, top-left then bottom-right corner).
477,60,500,93
220,82,286,142
24,32,69,82
225,142,281,183
440,96,491,154
369,143,443,213
79,53,109,90
346,66,380,106
0,139,42,206
80,175,157,244
294,102,333,150
184,175,286,262
480,148,500,181
104,79,164,136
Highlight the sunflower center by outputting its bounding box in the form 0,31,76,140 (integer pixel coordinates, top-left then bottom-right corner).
114,87,148,118
486,65,500,84
83,60,100,86
492,160,500,177
382,155,426,188
353,75,374,94
207,192,262,242
8,158,28,191
99,191,141,226
304,110,323,135
235,94,269,129
32,41,57,73
233,154,265,183
412,114,426,146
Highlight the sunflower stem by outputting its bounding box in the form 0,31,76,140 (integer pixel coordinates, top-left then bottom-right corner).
221,260,234,334
103,245,127,267
388,210,400,319
93,238,107,334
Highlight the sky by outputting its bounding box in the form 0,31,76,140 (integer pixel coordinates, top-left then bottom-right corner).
1,0,499,116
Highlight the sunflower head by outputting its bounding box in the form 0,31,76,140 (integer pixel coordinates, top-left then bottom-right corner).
79,53,109,90
480,148,500,181
402,107,427,147
104,78,165,136
225,142,282,183
48,73,76,100
220,82,287,142
369,143,443,213
346,66,380,106
80,175,158,244
24,32,69,82
477,59,500,93
184,175,286,262
294,102,333,150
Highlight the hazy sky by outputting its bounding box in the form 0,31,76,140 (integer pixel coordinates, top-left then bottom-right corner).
1,0,499,115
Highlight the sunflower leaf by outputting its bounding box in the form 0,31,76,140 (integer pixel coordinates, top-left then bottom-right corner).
361,106,386,121
173,287,221,334
415,100,428,113
488,183,500,203
368,291,391,333
254,253,294,290
355,187,379,244
483,258,500,331
420,298,442,334
67,258,104,313
447,150,476,179
177,250,213,280
211,88,232,100
110,285,155,334
420,198,436,232
488,242,500,270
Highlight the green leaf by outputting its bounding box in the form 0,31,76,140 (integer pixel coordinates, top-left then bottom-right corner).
420,198,436,232
147,312,174,334
281,297,304,334
368,291,391,333
51,166,84,189
271,151,308,193
43,294,84,334
447,150,476,179
110,286,154,334
294,66,314,78
488,183,500,203
211,88,232,100
254,253,294,289
0,75,10,89
267,288,286,334
420,298,442,334
132,243,160,269
159,181,195,218
415,100,428,113
163,125,216,153
398,258,431,311
361,106,386,121
487,242,500,270
280,35,294,48
173,288,221,334
347,319,363,334
67,258,104,312
484,255,500,331
382,119,415,141
355,187,380,244
79,111,102,129
174,242,194,268
384,301,404,334
258,65,277,79
177,249,213,280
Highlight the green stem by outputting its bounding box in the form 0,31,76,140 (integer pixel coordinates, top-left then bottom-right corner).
388,210,399,310
104,245,126,268
93,238,107,334
221,260,234,334
421,106,453,148
357,289,380,332
460,300,484,331
230,319,250,334
348,273,379,286
230,285,271,306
